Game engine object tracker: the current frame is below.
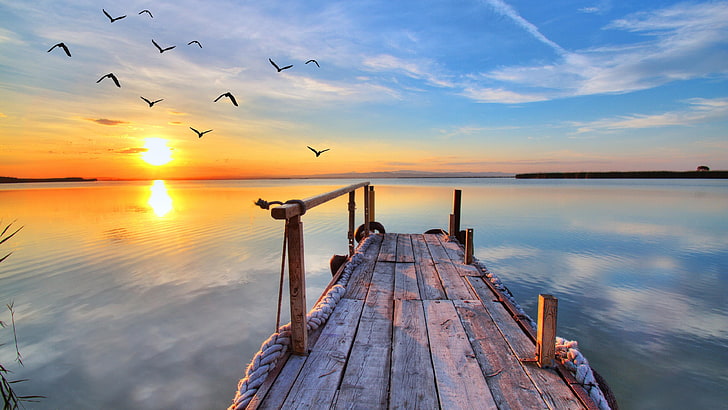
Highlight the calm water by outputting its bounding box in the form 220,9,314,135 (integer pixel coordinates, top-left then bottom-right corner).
1,178,726,409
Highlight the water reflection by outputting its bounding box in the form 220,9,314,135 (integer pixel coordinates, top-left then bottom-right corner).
148,180,173,217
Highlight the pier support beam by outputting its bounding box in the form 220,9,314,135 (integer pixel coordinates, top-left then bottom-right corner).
449,189,462,242
536,294,558,368
287,215,308,355
465,228,474,265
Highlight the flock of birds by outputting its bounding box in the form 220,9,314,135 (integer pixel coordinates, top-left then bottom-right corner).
46,8,331,157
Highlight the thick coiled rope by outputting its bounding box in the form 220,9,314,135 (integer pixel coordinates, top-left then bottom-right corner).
228,235,373,410
469,253,611,410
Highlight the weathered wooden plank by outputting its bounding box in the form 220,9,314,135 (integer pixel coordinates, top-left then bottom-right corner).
334,260,395,409
377,232,398,262
396,234,415,263
453,300,549,410
424,300,498,410
432,259,476,300
466,276,584,409
423,233,452,263
286,215,308,354
394,262,420,300
253,354,307,410
435,235,483,277
411,234,446,300
344,234,382,300
390,300,438,409
281,299,365,408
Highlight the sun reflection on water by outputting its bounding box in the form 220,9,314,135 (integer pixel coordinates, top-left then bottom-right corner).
148,180,173,217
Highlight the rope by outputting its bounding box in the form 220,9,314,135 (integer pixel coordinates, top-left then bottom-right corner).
228,235,374,410
466,250,611,410
275,223,288,332
254,198,307,215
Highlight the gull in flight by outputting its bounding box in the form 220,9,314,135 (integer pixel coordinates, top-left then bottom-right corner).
152,39,175,53
305,59,320,68
214,92,238,106
187,40,202,48
190,127,212,138
140,96,163,107
47,42,71,57
307,146,330,157
269,58,292,72
138,9,153,18
96,73,121,88
102,9,126,23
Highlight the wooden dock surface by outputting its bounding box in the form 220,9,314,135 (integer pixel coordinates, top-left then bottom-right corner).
248,233,589,409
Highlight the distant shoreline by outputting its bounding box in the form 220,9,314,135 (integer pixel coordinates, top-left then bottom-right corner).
0,176,98,184
515,171,728,179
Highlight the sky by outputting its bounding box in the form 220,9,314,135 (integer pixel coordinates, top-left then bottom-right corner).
1,0,727,179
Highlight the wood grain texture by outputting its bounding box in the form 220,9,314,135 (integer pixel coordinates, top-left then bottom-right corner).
424,300,498,410
390,300,438,409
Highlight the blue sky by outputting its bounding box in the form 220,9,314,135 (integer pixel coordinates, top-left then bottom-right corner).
1,0,726,178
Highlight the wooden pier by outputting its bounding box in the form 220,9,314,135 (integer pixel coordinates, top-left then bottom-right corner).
239,183,603,410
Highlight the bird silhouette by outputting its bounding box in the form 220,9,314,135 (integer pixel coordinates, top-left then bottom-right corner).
152,39,175,53
214,92,238,106
102,9,126,22
96,73,121,88
305,59,320,68
47,42,71,57
140,96,163,107
190,127,212,138
307,146,330,157
187,40,202,48
138,9,153,18
269,58,293,72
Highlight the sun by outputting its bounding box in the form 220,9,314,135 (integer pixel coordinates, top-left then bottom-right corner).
141,138,173,166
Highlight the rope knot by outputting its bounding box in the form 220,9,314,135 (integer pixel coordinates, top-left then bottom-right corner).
254,198,306,215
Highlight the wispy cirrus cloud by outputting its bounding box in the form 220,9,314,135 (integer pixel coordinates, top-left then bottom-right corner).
467,1,728,103
571,98,728,133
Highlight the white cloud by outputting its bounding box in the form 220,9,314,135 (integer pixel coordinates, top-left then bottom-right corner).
571,98,728,133
460,86,547,103
467,1,728,103
480,0,566,55
362,54,455,88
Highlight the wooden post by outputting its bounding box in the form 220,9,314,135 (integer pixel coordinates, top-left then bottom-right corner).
363,185,370,237
464,228,474,264
368,185,376,222
286,215,308,355
452,189,462,240
348,191,356,255
536,294,558,368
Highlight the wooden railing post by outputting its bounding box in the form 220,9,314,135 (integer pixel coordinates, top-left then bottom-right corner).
368,185,376,222
450,189,462,241
348,191,356,255
363,185,370,237
536,294,558,368
287,215,308,355
465,228,474,264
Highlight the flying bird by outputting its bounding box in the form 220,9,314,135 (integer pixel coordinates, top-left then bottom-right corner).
269,58,292,72
96,72,121,88
214,92,238,106
305,59,320,68
307,146,330,157
187,40,202,48
190,127,212,138
140,96,163,107
152,39,175,53
47,42,71,57
102,9,126,22
138,9,153,18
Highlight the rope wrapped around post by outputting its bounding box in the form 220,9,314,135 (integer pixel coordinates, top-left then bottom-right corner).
228,235,374,410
